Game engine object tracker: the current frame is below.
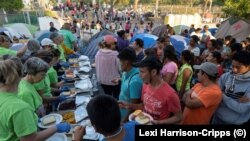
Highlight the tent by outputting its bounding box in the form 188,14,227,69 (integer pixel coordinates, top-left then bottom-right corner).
130,33,158,49
173,25,190,35
35,30,52,42
0,27,21,40
215,17,250,41
3,23,33,39
83,36,104,60
88,30,114,43
170,35,190,58
152,25,168,38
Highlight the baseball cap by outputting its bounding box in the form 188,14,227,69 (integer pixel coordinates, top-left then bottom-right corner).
103,35,117,45
133,56,162,70
41,38,54,46
193,62,218,77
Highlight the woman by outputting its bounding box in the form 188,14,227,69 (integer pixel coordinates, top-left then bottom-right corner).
0,56,70,141
176,50,194,99
200,39,217,62
161,45,178,89
18,57,49,120
95,35,121,99
0,35,27,57
206,51,224,77
32,50,67,113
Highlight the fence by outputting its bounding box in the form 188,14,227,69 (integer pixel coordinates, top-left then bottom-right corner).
0,10,44,26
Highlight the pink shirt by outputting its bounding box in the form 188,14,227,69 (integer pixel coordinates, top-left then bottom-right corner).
95,49,120,85
161,61,178,85
142,83,181,120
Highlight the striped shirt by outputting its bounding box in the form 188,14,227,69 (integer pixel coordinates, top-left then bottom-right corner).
95,49,120,85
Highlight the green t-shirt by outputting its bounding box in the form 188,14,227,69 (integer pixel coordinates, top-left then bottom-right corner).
0,92,37,141
57,45,66,62
59,29,77,49
48,67,58,84
0,47,17,56
33,74,52,97
18,79,43,113
176,63,193,91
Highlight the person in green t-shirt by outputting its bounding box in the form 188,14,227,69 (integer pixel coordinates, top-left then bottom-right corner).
59,23,78,51
0,35,27,57
49,48,64,89
32,50,68,112
49,32,66,62
18,57,49,119
0,56,70,141
176,50,194,99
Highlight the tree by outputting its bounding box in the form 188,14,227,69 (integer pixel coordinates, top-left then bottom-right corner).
0,0,24,11
223,0,250,18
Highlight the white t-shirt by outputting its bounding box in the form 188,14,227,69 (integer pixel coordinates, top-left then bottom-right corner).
187,46,200,57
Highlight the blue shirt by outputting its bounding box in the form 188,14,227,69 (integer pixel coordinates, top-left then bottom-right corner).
101,121,137,141
123,121,137,141
119,68,143,120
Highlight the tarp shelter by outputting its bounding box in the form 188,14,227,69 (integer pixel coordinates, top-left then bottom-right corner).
3,23,33,39
215,17,250,42
38,17,62,31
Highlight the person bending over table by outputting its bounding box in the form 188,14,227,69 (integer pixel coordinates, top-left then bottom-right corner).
0,56,70,141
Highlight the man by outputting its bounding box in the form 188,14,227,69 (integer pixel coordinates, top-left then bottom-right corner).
119,56,182,124
181,62,222,124
59,23,78,51
212,51,250,125
74,95,137,141
49,22,58,32
132,38,144,63
116,48,143,122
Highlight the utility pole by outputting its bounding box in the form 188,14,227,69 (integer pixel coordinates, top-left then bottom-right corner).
155,0,159,18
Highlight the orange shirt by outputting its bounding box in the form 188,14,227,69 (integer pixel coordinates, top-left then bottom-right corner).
182,83,222,125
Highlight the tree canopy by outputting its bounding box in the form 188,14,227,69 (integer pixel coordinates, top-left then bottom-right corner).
0,0,24,11
223,0,250,18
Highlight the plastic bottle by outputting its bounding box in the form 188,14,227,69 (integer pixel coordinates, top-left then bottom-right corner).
91,74,98,92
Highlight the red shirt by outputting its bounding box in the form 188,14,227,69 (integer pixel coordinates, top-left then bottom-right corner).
142,82,181,120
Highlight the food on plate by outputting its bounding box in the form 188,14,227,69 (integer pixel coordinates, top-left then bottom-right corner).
65,70,75,78
133,110,142,116
62,112,76,124
62,89,76,96
72,63,79,67
42,115,56,126
58,100,76,110
132,110,151,124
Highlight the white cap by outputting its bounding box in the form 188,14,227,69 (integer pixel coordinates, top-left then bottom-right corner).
41,38,54,46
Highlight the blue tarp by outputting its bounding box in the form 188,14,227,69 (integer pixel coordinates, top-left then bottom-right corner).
170,35,190,58
130,33,158,49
